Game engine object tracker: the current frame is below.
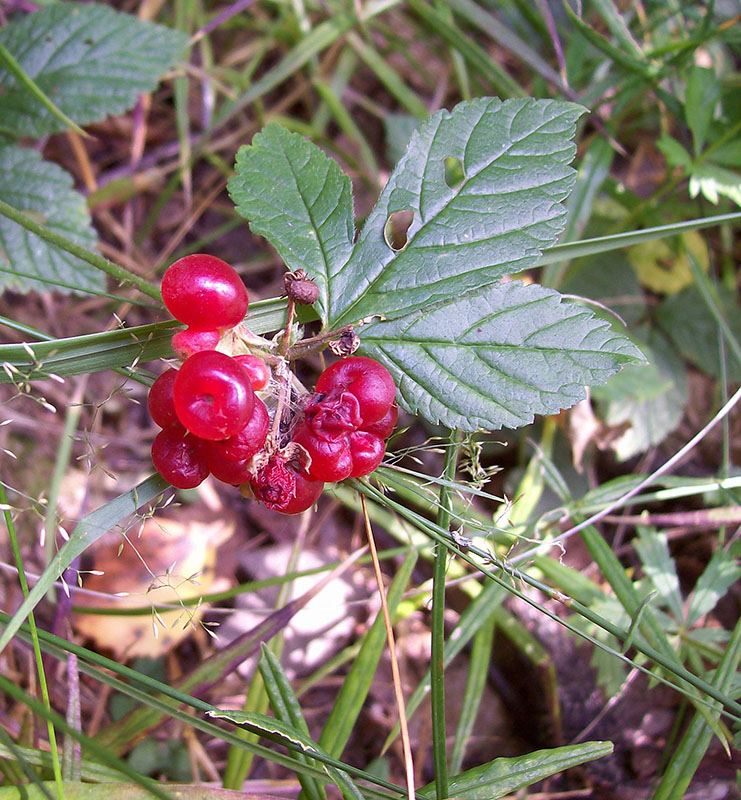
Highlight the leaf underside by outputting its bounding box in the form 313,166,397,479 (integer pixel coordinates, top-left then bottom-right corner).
0,2,187,138
0,145,101,294
359,281,644,431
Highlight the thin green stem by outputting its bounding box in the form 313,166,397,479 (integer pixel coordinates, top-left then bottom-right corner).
0,198,162,301
0,483,65,799
431,430,463,799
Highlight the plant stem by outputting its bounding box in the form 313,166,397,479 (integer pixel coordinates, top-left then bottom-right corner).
431,430,463,799
0,198,162,301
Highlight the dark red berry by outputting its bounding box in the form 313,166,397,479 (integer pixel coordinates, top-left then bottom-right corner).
348,430,385,477
148,369,180,429
172,328,220,358
281,469,324,514
293,423,353,483
206,398,269,466
161,254,248,330
208,454,253,486
151,427,209,489
304,390,362,441
250,456,323,514
234,354,271,392
315,356,395,425
173,351,254,441
361,403,398,439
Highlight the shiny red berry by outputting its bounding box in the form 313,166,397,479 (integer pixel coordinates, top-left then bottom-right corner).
315,356,395,425
361,403,398,440
348,430,385,477
147,369,180,429
281,469,324,514
250,456,323,514
151,427,209,489
293,423,353,483
206,398,269,466
173,351,254,440
234,354,271,392
172,328,220,358
161,254,248,330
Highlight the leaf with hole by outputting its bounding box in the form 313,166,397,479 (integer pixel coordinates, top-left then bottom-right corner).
358,280,644,431
330,96,585,325
0,2,187,138
0,145,100,294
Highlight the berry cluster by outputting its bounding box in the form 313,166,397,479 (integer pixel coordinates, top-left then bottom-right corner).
148,255,397,514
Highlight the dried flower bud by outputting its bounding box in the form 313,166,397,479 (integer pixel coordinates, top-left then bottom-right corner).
284,270,319,305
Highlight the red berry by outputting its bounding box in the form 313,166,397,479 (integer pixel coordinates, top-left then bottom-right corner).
315,357,395,425
348,430,385,477
206,398,269,466
173,351,254,440
293,423,353,483
281,469,324,514
304,390,362,441
234,354,271,392
152,427,209,489
208,454,253,486
250,456,323,514
172,328,220,358
361,403,398,440
161,254,248,330
147,369,180,429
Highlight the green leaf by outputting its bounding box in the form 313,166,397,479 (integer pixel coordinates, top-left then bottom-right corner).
419,741,613,800
329,97,585,326
686,547,741,628
0,145,100,294
592,330,687,461
655,284,741,382
228,122,354,322
0,2,187,138
685,66,720,156
0,782,278,799
358,280,644,431
688,163,741,207
633,527,684,621
657,134,692,171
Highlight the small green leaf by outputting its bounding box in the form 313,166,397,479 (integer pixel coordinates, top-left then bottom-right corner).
686,548,741,628
358,280,644,431
330,97,585,325
688,163,741,207
657,134,692,171
228,122,354,322
0,2,187,138
0,145,100,294
685,66,720,156
419,741,613,800
633,527,683,621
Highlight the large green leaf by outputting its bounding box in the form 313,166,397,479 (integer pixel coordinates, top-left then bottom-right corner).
330,97,585,325
0,2,187,138
228,123,354,322
358,280,644,430
0,145,100,294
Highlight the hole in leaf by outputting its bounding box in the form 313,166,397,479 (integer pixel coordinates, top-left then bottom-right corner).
384,209,414,252
444,156,465,189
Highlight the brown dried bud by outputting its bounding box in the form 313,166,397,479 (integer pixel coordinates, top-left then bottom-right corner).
284,270,319,305
328,328,360,357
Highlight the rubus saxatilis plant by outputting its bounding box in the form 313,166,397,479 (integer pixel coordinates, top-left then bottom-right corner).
147,98,644,514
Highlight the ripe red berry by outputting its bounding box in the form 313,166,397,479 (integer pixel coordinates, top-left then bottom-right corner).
151,427,209,489
292,423,353,483
161,254,248,330
147,369,180,429
172,328,220,358
206,398,269,467
315,356,395,425
348,430,385,477
361,403,398,439
304,390,362,441
207,454,253,486
281,469,324,514
234,354,271,391
173,351,254,440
